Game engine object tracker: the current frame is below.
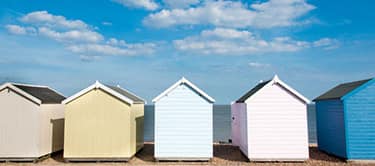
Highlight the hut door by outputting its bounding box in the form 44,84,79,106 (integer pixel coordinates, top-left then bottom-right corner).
231,103,241,146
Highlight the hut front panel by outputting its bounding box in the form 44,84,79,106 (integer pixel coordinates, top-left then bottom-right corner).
64,89,132,159
155,84,213,159
345,81,375,159
245,83,308,160
231,103,248,156
0,88,40,158
315,100,347,158
38,104,64,156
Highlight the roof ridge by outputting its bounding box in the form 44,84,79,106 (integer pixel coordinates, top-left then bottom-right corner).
63,81,135,105
105,84,144,101
114,85,145,102
11,82,49,88
338,78,372,86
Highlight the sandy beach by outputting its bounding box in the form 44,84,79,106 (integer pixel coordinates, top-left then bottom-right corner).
1,143,373,166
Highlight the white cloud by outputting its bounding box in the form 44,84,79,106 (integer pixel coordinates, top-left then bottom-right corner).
200,28,252,39
107,38,127,46
249,62,271,68
163,0,201,8
112,0,159,10
173,28,336,55
5,25,36,35
250,0,315,28
21,11,88,30
7,11,158,58
313,38,340,50
144,0,315,28
38,27,103,43
67,42,156,56
5,25,26,35
13,11,103,44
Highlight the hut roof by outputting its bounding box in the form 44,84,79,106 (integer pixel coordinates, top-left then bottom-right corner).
152,77,215,103
314,78,373,101
63,81,145,105
0,83,65,104
236,75,310,104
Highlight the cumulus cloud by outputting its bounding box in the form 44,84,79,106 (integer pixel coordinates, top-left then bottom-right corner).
38,27,103,43
6,11,157,58
250,0,315,28
112,0,159,10
5,25,36,35
67,42,156,56
11,11,104,43
144,0,315,28
173,28,337,55
106,38,127,45
163,0,201,8
313,38,340,50
21,11,88,30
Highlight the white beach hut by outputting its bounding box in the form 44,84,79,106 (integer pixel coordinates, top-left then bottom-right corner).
0,83,65,161
152,77,215,161
231,75,310,161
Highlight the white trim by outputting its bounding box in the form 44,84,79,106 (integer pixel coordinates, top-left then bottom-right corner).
62,83,96,105
245,75,310,104
62,81,134,105
152,77,215,103
0,83,42,105
10,82,48,88
272,75,310,104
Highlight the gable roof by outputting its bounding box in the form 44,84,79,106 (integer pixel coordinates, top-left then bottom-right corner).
62,81,145,105
0,83,65,104
152,77,215,103
106,85,145,103
314,78,373,101
236,75,310,104
236,80,271,103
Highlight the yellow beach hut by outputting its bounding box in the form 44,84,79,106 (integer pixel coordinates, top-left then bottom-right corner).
62,81,145,161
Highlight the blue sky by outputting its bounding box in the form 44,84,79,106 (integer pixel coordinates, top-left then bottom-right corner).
0,0,374,103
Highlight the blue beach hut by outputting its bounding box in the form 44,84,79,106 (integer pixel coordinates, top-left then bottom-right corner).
314,78,375,160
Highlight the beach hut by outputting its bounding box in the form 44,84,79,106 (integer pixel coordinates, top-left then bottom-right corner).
231,75,310,161
62,81,145,161
152,77,215,161
0,83,65,161
314,78,375,160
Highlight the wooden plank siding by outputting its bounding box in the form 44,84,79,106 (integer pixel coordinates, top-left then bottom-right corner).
231,103,248,156
0,87,64,159
315,100,347,158
245,83,309,161
38,104,64,156
64,89,134,159
148,104,317,143
131,103,145,153
0,88,40,158
154,84,213,160
345,80,375,159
